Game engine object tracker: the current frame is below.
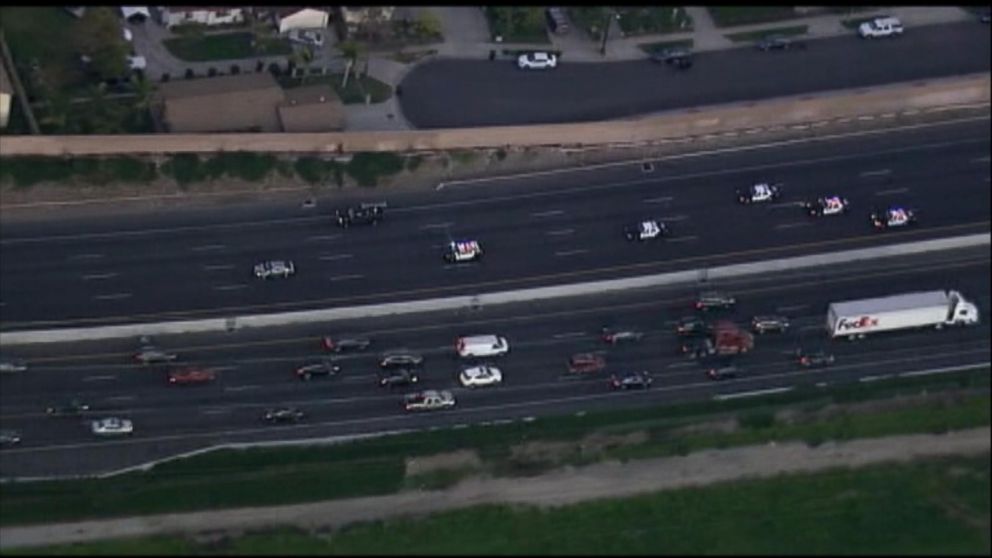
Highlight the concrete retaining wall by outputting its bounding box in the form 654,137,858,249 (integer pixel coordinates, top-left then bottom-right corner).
1,233,987,346
0,75,988,157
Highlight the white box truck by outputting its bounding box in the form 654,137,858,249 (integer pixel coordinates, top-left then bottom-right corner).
827,290,979,339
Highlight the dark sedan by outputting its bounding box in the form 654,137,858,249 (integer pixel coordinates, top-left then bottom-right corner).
262,407,306,424
378,368,420,388
756,35,807,51
296,360,342,380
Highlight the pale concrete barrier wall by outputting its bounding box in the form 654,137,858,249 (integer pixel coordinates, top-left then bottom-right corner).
1,234,987,346
0,75,988,157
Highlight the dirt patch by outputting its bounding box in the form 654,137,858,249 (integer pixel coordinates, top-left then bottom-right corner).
508,430,651,466
808,390,974,423
670,417,740,436
404,449,482,477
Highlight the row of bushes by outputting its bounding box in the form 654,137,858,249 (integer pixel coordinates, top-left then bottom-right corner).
0,152,410,189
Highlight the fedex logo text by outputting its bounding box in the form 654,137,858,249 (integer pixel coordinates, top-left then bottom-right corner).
837,316,880,331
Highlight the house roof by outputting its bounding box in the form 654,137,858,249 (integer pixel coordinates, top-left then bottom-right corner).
276,6,329,18
167,7,241,14
159,73,285,133
0,59,12,96
277,85,344,132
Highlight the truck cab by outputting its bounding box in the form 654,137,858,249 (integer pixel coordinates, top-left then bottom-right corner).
946,291,980,326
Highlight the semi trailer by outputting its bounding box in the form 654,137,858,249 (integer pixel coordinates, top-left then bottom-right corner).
826,290,979,339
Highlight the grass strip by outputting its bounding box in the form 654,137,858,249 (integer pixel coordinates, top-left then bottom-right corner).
707,7,800,28
725,24,809,43
13,454,990,555
0,368,987,527
163,32,291,62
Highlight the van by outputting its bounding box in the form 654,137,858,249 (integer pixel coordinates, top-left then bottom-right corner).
858,17,903,38
545,7,570,35
456,335,509,358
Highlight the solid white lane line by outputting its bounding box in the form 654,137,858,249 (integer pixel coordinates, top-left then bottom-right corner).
643,196,673,204
68,253,105,261
859,169,891,177
203,264,235,271
319,254,353,261
224,385,259,392
875,188,910,196
202,408,231,415
714,386,793,400
420,222,453,230
330,274,364,281
213,284,247,291
554,249,588,257
191,244,226,252
552,332,586,339
93,293,132,300
775,222,811,229
546,229,575,236
83,375,117,382
666,236,699,242
104,396,135,402
666,362,694,369
971,156,990,163
306,235,341,242
81,273,118,281
531,209,564,218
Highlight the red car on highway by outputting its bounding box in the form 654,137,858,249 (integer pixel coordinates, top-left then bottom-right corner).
168,368,216,385
567,353,606,374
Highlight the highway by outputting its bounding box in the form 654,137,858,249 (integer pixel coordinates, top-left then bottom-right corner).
0,246,988,478
1,118,989,329
398,22,991,128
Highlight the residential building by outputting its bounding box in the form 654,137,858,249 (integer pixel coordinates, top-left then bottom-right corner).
0,59,12,129
341,6,395,32
276,7,331,34
277,85,344,132
157,73,284,133
160,7,245,29
121,6,152,23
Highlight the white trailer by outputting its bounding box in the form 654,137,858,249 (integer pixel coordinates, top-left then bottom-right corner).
827,290,979,339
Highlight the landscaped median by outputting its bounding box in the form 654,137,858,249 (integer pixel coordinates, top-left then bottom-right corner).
0,74,988,157
0,367,988,553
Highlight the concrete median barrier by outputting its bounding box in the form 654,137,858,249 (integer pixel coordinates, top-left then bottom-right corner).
0,75,988,157
1,234,988,346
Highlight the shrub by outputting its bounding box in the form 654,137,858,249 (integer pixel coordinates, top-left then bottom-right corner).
163,153,205,186
405,155,423,172
207,67,218,77
103,157,157,183
256,60,265,72
216,152,277,182
230,64,241,75
184,68,195,79
0,157,74,187
495,148,508,161
739,410,776,430
294,156,327,184
346,152,404,187
161,73,171,82
268,62,282,76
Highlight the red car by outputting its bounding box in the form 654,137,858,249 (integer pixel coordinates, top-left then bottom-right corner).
567,353,606,374
168,368,216,385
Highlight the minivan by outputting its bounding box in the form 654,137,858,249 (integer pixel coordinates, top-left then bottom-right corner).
456,335,510,358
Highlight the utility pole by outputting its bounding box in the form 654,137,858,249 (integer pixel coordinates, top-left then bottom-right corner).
599,9,612,56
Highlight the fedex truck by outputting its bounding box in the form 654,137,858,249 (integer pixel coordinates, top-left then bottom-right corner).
827,290,979,339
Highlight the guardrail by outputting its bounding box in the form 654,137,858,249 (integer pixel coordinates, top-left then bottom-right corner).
1,233,988,346
0,74,988,157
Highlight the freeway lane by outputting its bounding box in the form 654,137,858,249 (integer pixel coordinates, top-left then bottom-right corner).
399,22,991,128
0,248,988,477
1,119,989,328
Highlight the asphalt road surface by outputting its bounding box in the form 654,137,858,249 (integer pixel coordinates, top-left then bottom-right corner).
0,118,989,329
399,22,992,128
0,247,989,478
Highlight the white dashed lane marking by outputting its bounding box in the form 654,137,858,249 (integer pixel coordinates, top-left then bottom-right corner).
875,188,910,196
666,236,699,242
420,222,453,230
643,196,673,204
305,235,341,242
203,264,235,271
191,244,226,252
775,222,812,230
531,210,564,218
81,273,118,281
546,229,574,236
213,284,248,291
68,254,105,261
330,274,364,282
319,254,353,261
555,249,588,257
859,169,891,177
93,293,132,300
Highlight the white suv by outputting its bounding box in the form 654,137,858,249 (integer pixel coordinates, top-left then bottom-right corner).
517,51,558,70
858,17,903,38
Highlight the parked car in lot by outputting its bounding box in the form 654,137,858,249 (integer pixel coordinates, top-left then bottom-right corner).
696,291,736,311
609,371,653,390
756,35,806,51
322,336,372,353
0,430,23,447
91,417,134,436
568,353,607,374
262,407,306,424
167,368,216,385
46,399,91,417
517,51,558,70
751,315,790,334
459,365,503,388
796,349,836,368
134,346,178,365
379,351,424,369
404,390,456,412
601,327,644,345
296,360,341,381
378,367,420,388
254,260,296,279
0,356,28,373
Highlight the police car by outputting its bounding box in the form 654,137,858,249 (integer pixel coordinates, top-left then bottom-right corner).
803,196,850,217
335,202,385,228
404,390,456,412
623,219,668,241
736,182,782,204
444,240,483,263
870,207,916,230
254,260,296,279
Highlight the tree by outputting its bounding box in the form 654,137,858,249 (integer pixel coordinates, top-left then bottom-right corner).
72,7,128,81
338,40,363,88
414,11,443,40
131,74,155,112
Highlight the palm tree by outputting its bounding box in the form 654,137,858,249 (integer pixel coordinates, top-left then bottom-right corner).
338,40,363,88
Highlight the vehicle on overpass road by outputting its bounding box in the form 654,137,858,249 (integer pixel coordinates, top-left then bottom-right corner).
0,120,988,330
